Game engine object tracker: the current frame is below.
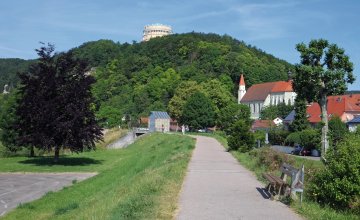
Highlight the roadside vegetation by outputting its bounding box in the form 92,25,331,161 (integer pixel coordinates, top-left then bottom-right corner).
204,132,359,220
96,127,128,149
2,133,195,219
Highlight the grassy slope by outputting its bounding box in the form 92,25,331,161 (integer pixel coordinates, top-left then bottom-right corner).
2,133,195,220
206,133,358,220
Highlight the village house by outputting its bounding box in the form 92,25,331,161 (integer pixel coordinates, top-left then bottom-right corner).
284,94,360,128
148,111,171,132
306,94,360,123
238,74,297,119
347,116,360,132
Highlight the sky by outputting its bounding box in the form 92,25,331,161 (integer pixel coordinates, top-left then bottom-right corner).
1,0,359,90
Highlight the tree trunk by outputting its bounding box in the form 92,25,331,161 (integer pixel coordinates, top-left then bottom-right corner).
54,146,60,163
29,146,34,157
319,95,329,159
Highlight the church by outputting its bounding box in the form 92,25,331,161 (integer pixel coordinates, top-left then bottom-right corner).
238,74,297,119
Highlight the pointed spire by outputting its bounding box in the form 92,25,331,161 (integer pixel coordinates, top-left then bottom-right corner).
239,74,245,86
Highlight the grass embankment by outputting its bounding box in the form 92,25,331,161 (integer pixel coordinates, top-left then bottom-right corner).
2,133,195,219
208,133,359,220
0,127,127,158
0,127,128,172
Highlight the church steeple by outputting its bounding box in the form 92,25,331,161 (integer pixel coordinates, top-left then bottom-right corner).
238,74,246,104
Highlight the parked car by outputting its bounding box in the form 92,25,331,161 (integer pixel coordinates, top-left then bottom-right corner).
291,145,311,156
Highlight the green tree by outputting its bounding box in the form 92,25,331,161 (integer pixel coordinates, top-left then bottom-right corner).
168,81,204,121
15,44,103,162
309,132,360,213
328,116,348,147
181,92,215,130
217,103,251,133
293,39,355,157
260,103,293,120
227,119,254,152
0,92,20,153
291,97,309,132
96,105,122,128
201,79,233,116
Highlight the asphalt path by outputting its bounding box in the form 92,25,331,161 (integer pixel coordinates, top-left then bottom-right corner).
0,172,96,217
176,136,303,220
107,132,135,149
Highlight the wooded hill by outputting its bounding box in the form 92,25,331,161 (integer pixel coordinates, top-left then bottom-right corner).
0,58,34,91
0,32,294,127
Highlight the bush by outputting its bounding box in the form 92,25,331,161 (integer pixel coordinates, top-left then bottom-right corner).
227,120,254,152
250,147,295,171
285,128,321,150
308,133,360,213
329,116,348,147
285,132,301,146
268,128,289,145
253,130,266,146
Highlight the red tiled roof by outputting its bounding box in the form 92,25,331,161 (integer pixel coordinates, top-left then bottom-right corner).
306,94,360,123
241,81,293,102
251,120,275,130
239,74,245,86
271,81,293,92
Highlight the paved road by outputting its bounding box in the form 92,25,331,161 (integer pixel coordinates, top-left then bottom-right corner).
107,132,135,149
271,145,320,161
0,172,96,217
176,136,303,220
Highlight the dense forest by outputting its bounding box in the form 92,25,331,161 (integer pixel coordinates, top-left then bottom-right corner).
0,32,295,127
0,58,34,91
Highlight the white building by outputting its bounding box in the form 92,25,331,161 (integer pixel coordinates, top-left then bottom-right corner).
273,117,283,126
142,24,172,42
238,74,296,119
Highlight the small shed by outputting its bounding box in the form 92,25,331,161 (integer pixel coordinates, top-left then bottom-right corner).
148,111,170,132
347,116,360,132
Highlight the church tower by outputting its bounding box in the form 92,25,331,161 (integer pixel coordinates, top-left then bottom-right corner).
238,74,246,104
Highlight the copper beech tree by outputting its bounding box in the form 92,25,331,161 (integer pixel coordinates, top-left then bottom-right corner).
15,44,102,162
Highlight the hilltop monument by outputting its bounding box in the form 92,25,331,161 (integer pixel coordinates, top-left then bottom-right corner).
142,24,172,42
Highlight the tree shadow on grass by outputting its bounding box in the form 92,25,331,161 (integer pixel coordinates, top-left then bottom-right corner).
18,156,103,166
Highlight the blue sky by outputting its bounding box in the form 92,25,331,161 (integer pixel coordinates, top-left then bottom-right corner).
1,0,359,90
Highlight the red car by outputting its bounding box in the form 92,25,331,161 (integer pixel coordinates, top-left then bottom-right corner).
291,145,311,156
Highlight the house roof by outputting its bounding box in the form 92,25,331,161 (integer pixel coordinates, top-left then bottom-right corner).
150,111,170,119
348,116,360,124
271,81,293,92
241,81,293,102
306,94,360,123
284,110,296,122
251,120,275,130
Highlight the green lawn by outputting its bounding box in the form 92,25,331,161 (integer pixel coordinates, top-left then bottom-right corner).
1,133,195,220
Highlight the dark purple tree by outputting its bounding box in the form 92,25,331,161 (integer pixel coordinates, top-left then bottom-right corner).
16,43,103,162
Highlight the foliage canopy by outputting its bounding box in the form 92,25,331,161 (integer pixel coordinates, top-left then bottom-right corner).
15,44,103,161
293,39,355,155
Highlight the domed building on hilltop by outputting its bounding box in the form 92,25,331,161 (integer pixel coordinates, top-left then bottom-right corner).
142,24,172,42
